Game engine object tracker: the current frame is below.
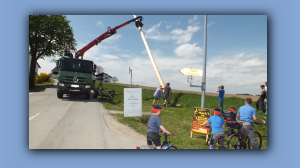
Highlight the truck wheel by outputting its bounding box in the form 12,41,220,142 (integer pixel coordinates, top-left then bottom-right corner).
85,93,90,99
93,91,98,98
57,92,63,98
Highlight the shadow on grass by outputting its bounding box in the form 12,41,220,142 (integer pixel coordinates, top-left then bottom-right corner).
172,92,183,104
143,96,154,101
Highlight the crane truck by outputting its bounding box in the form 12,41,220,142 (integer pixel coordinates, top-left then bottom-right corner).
56,16,143,99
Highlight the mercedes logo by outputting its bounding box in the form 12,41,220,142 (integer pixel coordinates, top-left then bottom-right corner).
73,76,78,83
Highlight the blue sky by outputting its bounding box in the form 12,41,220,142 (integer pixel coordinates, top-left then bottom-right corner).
38,15,267,95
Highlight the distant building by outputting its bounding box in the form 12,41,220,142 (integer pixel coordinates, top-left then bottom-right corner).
51,67,59,78
95,72,112,82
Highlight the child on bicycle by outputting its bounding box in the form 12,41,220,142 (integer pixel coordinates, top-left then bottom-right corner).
202,108,225,149
147,105,170,149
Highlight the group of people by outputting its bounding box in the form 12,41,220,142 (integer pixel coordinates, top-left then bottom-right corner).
147,83,266,149
202,97,265,149
152,83,172,107
147,97,265,149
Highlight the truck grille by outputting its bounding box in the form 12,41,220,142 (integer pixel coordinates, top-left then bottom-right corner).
63,76,88,83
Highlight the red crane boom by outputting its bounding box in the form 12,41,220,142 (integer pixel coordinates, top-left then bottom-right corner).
74,16,143,59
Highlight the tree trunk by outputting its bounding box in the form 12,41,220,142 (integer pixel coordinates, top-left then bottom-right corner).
29,53,37,90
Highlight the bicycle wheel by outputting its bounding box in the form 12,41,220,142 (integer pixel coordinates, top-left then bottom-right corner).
227,134,246,149
147,138,155,149
167,145,177,149
219,146,226,149
206,135,211,146
247,131,262,149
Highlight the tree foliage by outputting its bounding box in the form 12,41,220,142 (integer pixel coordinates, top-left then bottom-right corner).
95,65,105,75
111,76,119,83
29,15,77,89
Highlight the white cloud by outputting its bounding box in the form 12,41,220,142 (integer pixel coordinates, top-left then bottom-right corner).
171,26,200,44
166,24,172,29
174,43,203,58
208,21,215,27
204,52,267,95
96,21,103,26
37,57,57,74
188,15,200,25
119,54,130,58
102,54,119,60
144,22,200,44
144,22,170,41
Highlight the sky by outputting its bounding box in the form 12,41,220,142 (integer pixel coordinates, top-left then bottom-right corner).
38,15,267,96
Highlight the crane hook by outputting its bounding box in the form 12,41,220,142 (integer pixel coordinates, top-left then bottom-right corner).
135,18,143,29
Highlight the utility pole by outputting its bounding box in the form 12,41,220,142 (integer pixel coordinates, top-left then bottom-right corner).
201,15,207,108
129,67,132,88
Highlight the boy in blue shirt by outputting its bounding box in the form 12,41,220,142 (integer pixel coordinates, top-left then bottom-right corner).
216,85,225,116
147,105,170,149
202,108,225,149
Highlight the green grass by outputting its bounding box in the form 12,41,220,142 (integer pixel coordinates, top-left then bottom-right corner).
96,82,268,149
29,79,55,92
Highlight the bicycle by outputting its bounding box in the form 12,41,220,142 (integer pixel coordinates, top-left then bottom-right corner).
226,120,262,149
136,133,177,149
204,125,226,149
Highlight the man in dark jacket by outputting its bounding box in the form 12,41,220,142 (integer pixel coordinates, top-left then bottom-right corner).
256,85,266,112
163,83,172,107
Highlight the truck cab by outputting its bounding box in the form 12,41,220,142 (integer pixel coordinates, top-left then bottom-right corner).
56,57,96,99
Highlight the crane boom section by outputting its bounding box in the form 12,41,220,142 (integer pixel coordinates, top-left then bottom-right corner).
75,16,143,58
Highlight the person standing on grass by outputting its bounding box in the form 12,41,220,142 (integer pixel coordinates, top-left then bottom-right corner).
264,82,267,116
152,85,163,106
237,98,265,149
147,105,170,149
256,85,266,113
163,83,172,107
202,108,225,149
216,85,225,116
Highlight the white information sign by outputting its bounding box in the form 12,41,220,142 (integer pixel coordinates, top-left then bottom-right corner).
187,76,194,83
124,88,142,117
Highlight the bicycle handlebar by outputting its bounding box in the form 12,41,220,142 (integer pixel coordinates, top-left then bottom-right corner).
202,125,211,128
224,120,242,124
224,120,265,125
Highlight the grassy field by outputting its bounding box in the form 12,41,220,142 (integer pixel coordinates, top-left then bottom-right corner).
97,82,268,149
29,79,55,92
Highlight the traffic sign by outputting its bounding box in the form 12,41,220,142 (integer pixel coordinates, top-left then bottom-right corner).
179,68,202,76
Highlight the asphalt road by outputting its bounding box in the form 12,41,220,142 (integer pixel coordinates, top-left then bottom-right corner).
29,85,145,149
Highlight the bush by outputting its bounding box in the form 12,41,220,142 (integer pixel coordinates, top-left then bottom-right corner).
47,73,52,80
40,72,48,82
35,76,38,84
38,76,44,83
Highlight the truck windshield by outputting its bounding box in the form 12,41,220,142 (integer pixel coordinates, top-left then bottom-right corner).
60,59,93,73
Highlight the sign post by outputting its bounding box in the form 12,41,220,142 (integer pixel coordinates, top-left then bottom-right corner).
190,108,211,139
124,88,142,117
180,68,202,88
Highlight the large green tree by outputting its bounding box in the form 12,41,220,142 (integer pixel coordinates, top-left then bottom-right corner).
29,15,77,89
